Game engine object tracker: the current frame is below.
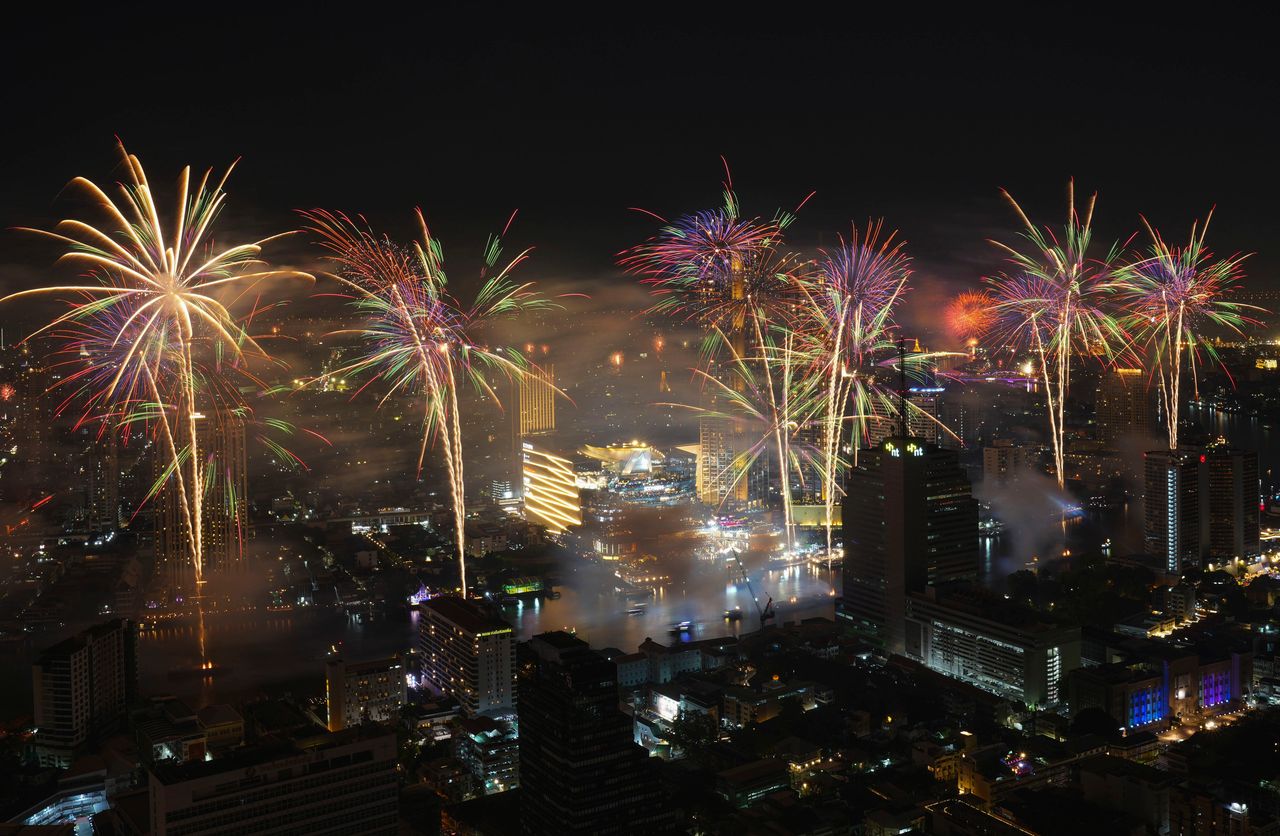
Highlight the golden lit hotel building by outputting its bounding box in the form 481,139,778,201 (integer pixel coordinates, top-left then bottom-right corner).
521,442,581,534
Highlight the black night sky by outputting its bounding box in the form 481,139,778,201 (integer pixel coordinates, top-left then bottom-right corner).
1,11,1276,333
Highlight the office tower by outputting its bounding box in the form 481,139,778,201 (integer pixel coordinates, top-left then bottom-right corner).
839,436,979,654
521,441,582,533
1144,449,1209,575
983,438,1028,486
147,728,398,836
1206,446,1261,565
155,410,249,593
519,363,556,436
418,596,516,718
696,415,738,506
87,428,120,531
518,632,677,835
325,653,407,732
1096,368,1154,445
32,619,137,767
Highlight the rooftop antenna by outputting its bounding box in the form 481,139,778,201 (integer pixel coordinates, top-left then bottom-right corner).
896,337,909,438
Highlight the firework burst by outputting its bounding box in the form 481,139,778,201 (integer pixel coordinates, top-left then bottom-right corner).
1110,213,1259,449
791,221,912,553
985,181,1126,490
2,143,309,588
945,289,997,345
302,208,554,597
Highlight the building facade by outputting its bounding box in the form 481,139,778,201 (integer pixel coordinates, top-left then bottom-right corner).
904,588,1081,706
148,729,398,836
418,597,516,718
521,441,582,534
518,632,676,834
839,437,979,654
155,410,249,594
1095,368,1153,445
32,619,137,767
325,653,407,732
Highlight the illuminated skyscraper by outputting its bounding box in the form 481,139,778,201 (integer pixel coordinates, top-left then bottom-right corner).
418,597,516,719
518,363,556,437
522,442,582,533
155,410,249,593
1143,449,1208,575
839,436,978,654
696,415,740,507
1096,368,1154,446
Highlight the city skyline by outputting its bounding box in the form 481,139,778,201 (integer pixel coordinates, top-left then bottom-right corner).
2,13,1280,836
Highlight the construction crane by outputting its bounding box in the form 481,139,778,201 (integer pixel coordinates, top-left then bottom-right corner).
729,550,775,632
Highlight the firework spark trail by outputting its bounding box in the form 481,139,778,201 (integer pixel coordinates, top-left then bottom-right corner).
301,209,553,597
2,143,309,588
1109,213,1260,450
790,221,912,556
663,327,823,548
986,181,1127,490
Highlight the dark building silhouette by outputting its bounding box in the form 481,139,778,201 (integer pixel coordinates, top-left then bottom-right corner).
1206,446,1261,565
517,631,676,835
838,436,979,654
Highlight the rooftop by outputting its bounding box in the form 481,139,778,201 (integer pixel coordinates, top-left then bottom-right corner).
421,597,512,635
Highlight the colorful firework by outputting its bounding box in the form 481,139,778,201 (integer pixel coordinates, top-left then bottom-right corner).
1110,213,1259,450
2,143,309,588
985,181,1127,489
619,167,811,362
664,327,822,553
790,221,913,554
302,208,554,597
945,289,997,344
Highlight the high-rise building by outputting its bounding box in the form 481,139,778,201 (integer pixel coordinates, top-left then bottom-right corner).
518,632,677,835
1206,446,1261,565
147,727,398,836
982,438,1028,486
155,410,249,593
1144,449,1209,575
839,436,979,654
325,653,407,732
418,596,516,718
521,441,582,533
1096,368,1154,446
32,619,137,767
701,414,742,504
86,427,120,531
518,363,556,437
905,587,1080,706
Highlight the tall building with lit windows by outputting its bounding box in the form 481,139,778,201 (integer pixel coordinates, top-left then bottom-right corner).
1096,367,1154,445
696,415,741,507
155,410,249,594
418,597,516,719
518,363,556,437
522,442,582,533
1144,449,1208,575
838,436,978,654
